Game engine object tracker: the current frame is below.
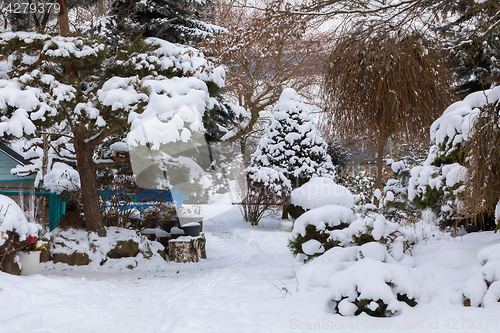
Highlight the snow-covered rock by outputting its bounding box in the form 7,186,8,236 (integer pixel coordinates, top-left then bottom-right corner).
48,227,165,269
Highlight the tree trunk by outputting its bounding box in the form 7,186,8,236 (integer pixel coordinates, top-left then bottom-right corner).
57,0,70,36
73,128,106,237
281,204,288,219
374,133,387,208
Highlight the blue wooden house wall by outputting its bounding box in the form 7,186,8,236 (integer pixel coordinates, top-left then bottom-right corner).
0,146,36,183
0,144,66,230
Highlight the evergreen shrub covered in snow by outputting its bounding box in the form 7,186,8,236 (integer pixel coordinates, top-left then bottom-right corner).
289,183,421,317
326,141,351,173
336,166,376,206
409,86,500,229
250,89,335,189
328,257,419,317
383,159,421,223
295,239,419,317
289,203,400,262
460,100,500,229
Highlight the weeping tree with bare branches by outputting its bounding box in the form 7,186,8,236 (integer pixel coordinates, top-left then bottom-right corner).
321,23,455,205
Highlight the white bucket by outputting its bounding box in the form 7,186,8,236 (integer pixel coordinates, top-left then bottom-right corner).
18,251,41,276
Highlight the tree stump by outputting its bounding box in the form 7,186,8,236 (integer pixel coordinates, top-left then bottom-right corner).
168,234,206,263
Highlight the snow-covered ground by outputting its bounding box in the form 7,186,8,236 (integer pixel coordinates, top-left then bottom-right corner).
1,205,500,333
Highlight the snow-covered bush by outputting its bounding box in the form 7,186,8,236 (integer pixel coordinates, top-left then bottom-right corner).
408,87,500,228
383,159,421,223
463,243,500,307
289,204,400,262
288,177,354,219
239,167,291,226
326,141,351,173
138,203,176,229
250,88,335,189
329,257,419,317
296,241,419,317
336,166,376,205
0,195,39,272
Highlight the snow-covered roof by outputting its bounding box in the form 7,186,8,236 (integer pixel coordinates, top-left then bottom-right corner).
0,144,32,167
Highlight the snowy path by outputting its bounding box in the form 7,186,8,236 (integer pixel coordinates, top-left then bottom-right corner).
0,206,312,333
2,206,500,333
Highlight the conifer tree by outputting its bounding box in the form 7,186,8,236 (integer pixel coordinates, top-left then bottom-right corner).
91,0,246,142
250,89,335,189
94,0,218,45
0,33,233,236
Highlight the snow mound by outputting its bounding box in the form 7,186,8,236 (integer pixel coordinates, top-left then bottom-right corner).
290,177,354,210
0,195,39,247
302,239,325,256
463,241,500,307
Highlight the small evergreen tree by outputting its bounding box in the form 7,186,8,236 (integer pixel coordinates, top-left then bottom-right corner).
326,141,351,173
250,88,335,189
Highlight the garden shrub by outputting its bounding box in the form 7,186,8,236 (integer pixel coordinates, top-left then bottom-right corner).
239,167,291,226
288,204,399,262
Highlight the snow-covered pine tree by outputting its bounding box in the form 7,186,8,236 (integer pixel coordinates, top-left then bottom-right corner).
0,32,237,236
91,0,245,143
94,0,219,45
250,88,335,188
